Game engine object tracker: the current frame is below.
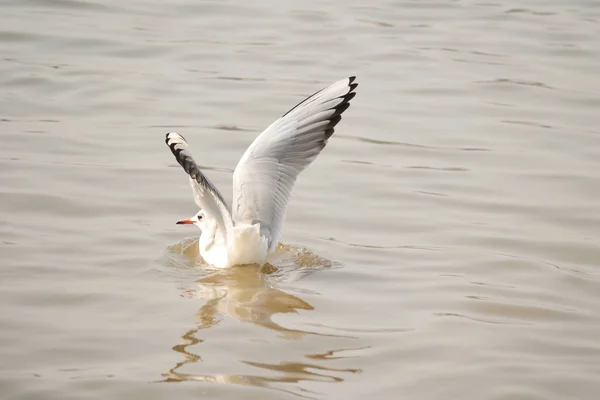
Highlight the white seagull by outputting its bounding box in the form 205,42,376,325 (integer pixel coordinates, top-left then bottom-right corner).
166,76,358,268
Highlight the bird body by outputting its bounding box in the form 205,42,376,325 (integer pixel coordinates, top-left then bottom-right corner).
166,77,358,268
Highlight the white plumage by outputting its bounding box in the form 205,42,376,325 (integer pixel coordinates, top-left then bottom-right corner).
166,76,358,268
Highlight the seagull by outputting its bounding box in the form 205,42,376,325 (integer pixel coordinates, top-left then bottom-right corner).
166,76,358,268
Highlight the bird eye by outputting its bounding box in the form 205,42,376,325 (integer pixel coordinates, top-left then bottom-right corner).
198,215,203,220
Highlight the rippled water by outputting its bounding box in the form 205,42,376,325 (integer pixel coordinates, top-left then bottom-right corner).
1,0,600,399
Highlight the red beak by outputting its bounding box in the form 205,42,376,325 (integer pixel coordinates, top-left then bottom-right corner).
176,218,194,225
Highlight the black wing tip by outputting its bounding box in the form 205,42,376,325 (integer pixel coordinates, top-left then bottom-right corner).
348,76,358,91
165,132,197,175
282,77,358,118
165,132,190,153
342,91,357,103
331,86,356,117
165,131,187,143
323,78,357,139
335,102,351,116
165,133,188,154
327,115,342,128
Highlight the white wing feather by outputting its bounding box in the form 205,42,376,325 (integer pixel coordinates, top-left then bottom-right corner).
166,132,233,244
232,77,358,250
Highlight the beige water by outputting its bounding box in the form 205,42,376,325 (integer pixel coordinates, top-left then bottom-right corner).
2,0,600,399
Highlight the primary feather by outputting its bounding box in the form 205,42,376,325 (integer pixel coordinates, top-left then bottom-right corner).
165,132,233,244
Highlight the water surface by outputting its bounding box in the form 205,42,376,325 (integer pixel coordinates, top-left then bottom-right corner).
1,0,600,399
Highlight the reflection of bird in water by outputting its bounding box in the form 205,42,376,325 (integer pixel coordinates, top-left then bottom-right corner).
186,264,317,340
162,242,362,396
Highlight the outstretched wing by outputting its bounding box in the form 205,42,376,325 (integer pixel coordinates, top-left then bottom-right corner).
232,77,358,251
166,132,233,243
